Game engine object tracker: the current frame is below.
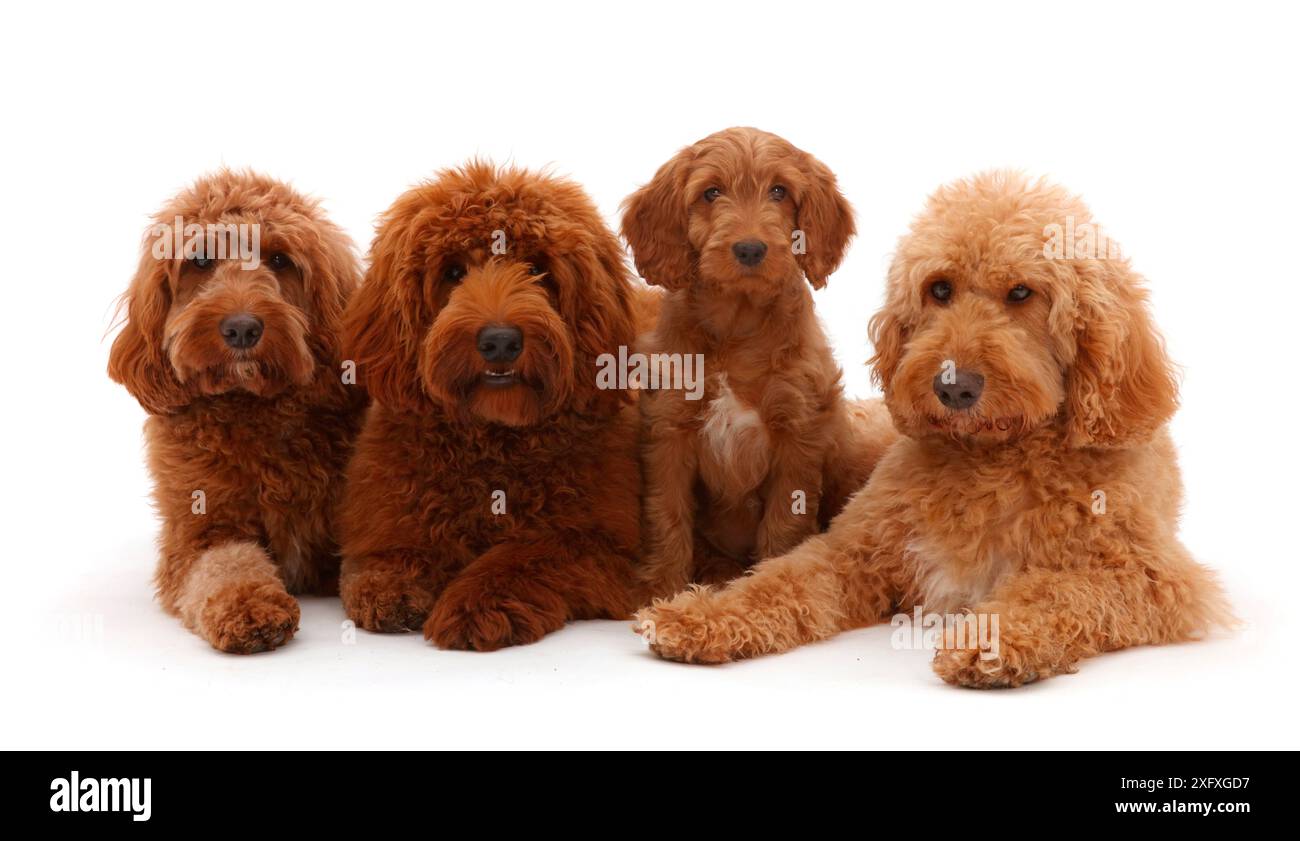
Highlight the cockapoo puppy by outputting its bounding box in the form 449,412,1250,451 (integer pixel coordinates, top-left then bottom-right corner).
622,127,897,597
636,171,1231,687
109,170,366,653
339,162,648,651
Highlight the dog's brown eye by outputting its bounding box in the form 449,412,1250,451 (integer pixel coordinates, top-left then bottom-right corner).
526,262,545,276
186,255,215,270
769,185,787,201
267,252,293,272
1007,284,1032,302
929,279,953,302
443,263,467,283
703,187,722,203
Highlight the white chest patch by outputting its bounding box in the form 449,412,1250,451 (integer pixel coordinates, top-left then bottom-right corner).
699,375,771,490
906,538,1013,614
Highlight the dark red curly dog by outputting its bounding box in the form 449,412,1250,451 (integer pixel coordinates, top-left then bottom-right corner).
338,162,646,651
108,170,367,653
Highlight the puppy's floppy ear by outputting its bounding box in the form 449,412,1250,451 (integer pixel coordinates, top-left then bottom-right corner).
549,225,639,413
296,218,362,365
342,211,429,410
621,147,695,290
1064,259,1179,448
794,151,855,289
556,235,638,362
867,257,911,393
107,248,188,415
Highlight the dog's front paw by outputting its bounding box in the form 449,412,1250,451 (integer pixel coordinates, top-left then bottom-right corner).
340,569,435,633
198,581,300,654
931,633,1062,688
424,578,566,651
634,589,736,664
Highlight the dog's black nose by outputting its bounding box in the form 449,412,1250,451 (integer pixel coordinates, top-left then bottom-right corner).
732,240,768,267
933,369,985,410
477,325,524,363
220,313,263,350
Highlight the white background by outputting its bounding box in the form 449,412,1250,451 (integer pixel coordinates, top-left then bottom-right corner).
2,1,1297,749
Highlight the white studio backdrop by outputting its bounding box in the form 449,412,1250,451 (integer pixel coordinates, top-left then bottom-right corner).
1,0,1297,748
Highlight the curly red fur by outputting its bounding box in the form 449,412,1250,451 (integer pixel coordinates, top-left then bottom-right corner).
108,170,367,653
338,162,645,651
622,127,898,597
636,171,1232,687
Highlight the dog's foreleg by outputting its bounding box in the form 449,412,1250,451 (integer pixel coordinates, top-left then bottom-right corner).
933,544,1233,688
755,436,825,559
339,549,459,633
634,489,901,663
424,538,636,651
638,422,701,597
164,540,300,654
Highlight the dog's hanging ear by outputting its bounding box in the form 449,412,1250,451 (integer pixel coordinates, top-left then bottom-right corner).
794,151,856,289
867,256,913,394
1064,259,1179,448
342,206,430,410
107,247,189,415
621,146,695,290
292,215,363,368
562,237,638,362
550,221,640,412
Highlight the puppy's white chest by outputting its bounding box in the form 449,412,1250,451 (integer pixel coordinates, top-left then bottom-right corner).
906,538,1014,613
697,375,771,493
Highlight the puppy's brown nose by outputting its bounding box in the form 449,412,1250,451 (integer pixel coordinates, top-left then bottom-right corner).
933,369,984,410
477,325,523,363
732,240,767,267
220,313,263,350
